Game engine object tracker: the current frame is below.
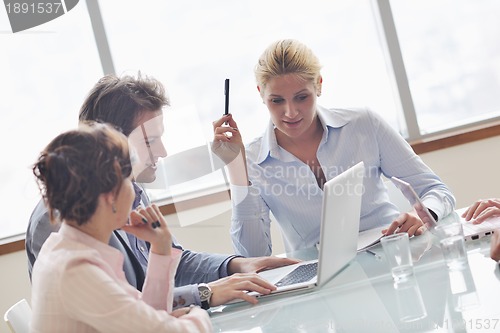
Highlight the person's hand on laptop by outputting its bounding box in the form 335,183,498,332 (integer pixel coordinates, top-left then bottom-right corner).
382,210,426,237
227,256,300,275
461,198,500,224
207,273,277,306
202,256,299,307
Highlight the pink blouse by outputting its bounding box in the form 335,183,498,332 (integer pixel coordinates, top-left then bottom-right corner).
30,223,211,332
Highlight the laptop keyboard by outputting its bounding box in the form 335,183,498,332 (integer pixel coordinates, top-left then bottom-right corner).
275,262,318,287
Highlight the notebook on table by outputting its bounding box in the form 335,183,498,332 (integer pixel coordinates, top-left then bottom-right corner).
391,177,499,242
233,161,365,302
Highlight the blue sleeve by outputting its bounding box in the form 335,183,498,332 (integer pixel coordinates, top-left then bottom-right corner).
172,285,200,310
370,110,456,219
173,238,237,285
230,183,273,257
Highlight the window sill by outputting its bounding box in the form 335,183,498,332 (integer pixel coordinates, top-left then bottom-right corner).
158,189,231,216
0,234,25,256
410,120,500,154
2,122,500,255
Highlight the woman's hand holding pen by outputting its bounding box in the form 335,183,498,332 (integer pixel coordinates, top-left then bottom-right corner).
212,113,244,160
212,114,250,186
122,204,172,256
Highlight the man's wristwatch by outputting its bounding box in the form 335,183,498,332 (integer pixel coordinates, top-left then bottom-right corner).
198,283,212,310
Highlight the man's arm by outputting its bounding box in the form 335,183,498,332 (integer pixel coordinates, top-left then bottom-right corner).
174,245,235,285
26,199,60,280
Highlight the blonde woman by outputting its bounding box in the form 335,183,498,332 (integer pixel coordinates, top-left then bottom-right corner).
213,39,455,257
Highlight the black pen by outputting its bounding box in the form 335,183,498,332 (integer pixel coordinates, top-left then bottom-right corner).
224,78,230,116
366,249,381,260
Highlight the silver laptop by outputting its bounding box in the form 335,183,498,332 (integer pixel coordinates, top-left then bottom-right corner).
390,176,499,242
243,161,365,300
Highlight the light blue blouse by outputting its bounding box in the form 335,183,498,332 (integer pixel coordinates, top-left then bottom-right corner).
230,106,456,257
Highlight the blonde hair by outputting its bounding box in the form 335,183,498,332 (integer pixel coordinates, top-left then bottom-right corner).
254,39,322,91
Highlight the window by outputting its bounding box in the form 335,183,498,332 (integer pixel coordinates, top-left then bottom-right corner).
0,1,103,238
390,0,500,136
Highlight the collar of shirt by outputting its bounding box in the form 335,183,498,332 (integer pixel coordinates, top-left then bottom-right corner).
58,223,124,273
132,182,143,209
254,105,351,164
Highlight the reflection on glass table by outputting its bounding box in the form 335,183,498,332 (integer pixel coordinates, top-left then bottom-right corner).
393,275,428,323
211,216,500,333
447,264,479,313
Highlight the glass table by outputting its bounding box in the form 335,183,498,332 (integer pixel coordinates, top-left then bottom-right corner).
209,213,500,332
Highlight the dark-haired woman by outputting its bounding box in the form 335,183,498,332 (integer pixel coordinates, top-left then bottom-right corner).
30,122,211,332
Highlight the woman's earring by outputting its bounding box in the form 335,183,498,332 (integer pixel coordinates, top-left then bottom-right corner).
112,203,117,214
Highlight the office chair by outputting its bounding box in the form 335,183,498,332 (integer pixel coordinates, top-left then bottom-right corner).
4,298,31,333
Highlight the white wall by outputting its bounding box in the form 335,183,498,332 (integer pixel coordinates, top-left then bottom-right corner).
419,135,500,209
1,135,499,333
